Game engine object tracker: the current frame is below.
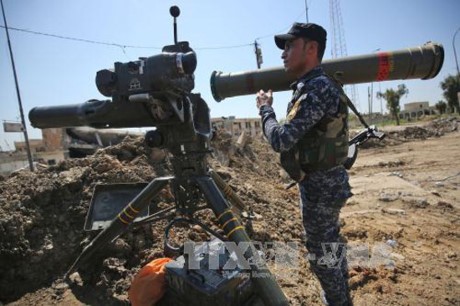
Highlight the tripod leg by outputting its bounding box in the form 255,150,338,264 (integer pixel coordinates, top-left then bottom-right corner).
209,169,246,213
195,176,289,306
65,176,172,278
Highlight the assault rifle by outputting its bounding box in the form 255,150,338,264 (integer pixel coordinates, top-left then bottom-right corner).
344,125,386,170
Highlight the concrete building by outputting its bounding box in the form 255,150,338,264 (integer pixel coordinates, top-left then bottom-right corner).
211,117,262,137
399,101,436,120
1,117,263,175
0,152,34,174
1,128,70,174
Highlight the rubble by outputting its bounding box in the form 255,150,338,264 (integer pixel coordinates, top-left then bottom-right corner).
355,116,460,148
1,118,459,305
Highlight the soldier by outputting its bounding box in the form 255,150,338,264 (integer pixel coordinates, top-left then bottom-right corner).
256,23,353,306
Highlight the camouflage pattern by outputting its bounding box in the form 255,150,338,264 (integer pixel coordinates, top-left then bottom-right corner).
296,91,349,171
301,188,351,306
259,66,353,305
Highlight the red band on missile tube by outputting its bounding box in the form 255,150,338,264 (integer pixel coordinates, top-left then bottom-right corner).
376,52,392,81
245,74,256,94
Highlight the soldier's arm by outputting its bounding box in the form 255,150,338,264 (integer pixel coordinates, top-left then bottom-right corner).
259,89,327,152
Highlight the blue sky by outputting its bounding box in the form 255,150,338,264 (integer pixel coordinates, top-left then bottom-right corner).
1,0,459,150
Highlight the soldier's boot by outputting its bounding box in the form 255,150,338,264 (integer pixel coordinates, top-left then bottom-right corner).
320,290,329,306
321,289,353,306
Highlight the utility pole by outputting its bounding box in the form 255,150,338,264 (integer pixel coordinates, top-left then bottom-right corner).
1,0,34,171
305,0,309,23
370,82,373,114
454,27,460,113
453,26,460,81
367,86,371,115
254,40,263,69
369,48,380,118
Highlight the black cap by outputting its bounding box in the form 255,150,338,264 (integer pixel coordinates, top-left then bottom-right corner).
274,22,327,50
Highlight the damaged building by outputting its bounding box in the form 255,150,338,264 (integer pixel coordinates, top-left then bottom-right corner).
1,128,142,175
1,116,262,175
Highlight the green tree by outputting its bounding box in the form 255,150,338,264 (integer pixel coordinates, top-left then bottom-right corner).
435,100,447,114
440,74,460,113
377,84,408,126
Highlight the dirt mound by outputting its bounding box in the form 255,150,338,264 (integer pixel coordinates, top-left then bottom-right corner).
0,132,289,305
0,136,171,303
1,118,459,305
425,116,459,134
355,116,459,148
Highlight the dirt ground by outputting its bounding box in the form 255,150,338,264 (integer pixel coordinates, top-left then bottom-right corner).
0,116,459,306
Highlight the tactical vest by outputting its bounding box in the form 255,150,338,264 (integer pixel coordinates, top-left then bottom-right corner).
280,70,349,182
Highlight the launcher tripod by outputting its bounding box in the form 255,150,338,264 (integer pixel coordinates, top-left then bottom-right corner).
29,6,288,305
59,93,288,306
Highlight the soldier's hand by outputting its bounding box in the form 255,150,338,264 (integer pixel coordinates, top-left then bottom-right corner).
256,89,273,109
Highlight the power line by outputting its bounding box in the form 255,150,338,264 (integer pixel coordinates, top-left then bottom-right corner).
0,6,308,52
0,25,254,50
255,9,308,41
194,43,253,50
0,25,162,49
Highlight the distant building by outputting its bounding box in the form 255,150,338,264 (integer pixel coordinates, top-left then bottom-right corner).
211,117,262,137
1,117,263,175
399,101,436,119
1,128,70,174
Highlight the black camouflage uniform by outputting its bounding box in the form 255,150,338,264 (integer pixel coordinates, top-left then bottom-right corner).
259,25,353,306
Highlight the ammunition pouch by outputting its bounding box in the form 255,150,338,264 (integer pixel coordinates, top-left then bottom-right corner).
297,132,349,172
279,135,348,182
280,148,306,182
279,70,350,182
